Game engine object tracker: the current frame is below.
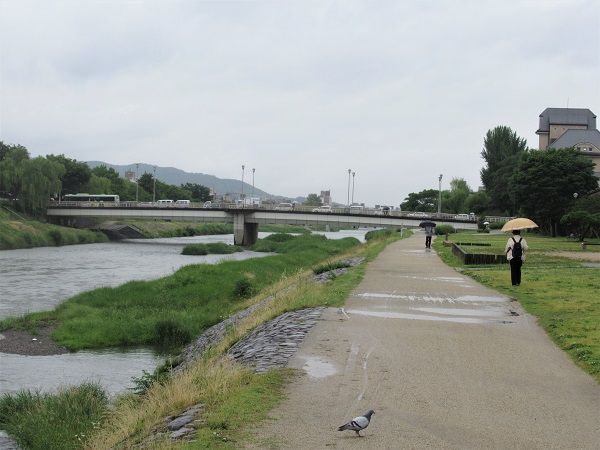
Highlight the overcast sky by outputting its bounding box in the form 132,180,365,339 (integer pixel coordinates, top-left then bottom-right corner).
1,0,599,206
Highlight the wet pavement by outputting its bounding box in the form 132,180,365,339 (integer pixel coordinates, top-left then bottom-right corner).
247,232,600,449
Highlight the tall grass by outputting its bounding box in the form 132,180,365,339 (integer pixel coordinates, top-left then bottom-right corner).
0,209,107,250
181,242,242,255
0,383,108,450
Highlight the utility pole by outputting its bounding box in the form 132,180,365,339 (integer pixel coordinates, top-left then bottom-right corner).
241,165,245,207
438,174,443,214
351,171,356,204
135,163,139,203
153,166,156,203
347,168,351,206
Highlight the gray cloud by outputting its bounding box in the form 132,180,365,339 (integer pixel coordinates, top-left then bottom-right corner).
1,0,599,205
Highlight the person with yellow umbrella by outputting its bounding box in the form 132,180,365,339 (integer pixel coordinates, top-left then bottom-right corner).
502,218,538,286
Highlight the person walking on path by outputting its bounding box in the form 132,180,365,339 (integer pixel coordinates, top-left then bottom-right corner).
424,224,434,249
505,230,528,286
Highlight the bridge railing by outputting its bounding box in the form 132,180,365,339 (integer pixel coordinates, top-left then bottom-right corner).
47,201,480,222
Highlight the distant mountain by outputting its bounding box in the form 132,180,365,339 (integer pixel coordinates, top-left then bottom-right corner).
86,161,303,202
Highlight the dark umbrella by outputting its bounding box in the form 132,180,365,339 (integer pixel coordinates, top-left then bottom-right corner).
419,221,436,228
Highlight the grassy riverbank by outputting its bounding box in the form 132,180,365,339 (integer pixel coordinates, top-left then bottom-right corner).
0,208,108,250
1,234,361,351
0,229,409,450
434,232,600,382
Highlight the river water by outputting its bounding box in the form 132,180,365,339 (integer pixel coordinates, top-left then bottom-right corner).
0,229,369,396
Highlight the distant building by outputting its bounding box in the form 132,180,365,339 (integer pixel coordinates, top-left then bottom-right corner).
536,107,600,180
124,170,136,182
320,190,331,205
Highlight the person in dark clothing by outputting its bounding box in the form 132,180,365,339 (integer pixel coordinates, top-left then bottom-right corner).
424,225,434,249
505,230,528,286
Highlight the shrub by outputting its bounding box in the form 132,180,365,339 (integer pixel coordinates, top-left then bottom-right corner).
264,233,295,242
435,224,455,235
153,320,192,347
47,229,63,246
365,228,396,241
489,221,506,230
181,243,208,255
251,240,281,252
312,260,351,275
233,277,254,299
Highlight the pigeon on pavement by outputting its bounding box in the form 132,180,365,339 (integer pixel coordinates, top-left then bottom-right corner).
337,410,375,436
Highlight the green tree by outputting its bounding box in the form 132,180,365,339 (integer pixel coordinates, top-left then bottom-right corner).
19,157,65,215
511,148,598,236
560,211,600,240
0,142,30,198
85,174,113,194
400,189,438,212
480,126,527,214
46,154,91,195
464,190,491,215
181,183,211,201
304,193,322,206
445,178,471,214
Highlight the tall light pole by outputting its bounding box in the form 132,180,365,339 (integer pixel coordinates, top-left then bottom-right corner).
135,163,139,203
347,168,351,206
351,171,356,205
437,174,443,214
152,166,156,203
241,165,245,206
252,168,255,200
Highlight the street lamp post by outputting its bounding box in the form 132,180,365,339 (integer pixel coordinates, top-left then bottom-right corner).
437,174,443,214
351,171,356,205
252,168,255,200
135,163,139,203
241,165,245,207
347,169,351,206
152,166,156,203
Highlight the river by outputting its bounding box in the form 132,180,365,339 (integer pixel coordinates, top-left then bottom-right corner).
0,229,369,396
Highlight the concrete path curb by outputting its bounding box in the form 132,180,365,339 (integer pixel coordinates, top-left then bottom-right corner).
247,233,600,449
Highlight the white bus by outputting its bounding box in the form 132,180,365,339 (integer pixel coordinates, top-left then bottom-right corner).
62,194,120,205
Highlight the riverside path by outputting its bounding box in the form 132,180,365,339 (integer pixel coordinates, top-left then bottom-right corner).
247,233,600,449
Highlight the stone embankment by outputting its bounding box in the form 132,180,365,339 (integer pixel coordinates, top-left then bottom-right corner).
157,256,363,443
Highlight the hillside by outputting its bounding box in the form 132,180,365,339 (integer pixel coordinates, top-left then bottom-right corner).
86,161,278,200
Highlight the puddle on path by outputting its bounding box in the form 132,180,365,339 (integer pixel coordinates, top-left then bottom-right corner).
410,307,505,317
345,309,507,324
354,293,506,304
301,356,337,379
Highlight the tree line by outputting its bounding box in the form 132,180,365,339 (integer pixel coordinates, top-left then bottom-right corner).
400,126,599,237
0,142,212,216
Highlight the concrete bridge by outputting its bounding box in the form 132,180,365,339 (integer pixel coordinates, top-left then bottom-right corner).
46,204,478,245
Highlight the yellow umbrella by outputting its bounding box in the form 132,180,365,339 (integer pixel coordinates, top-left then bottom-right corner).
501,217,538,232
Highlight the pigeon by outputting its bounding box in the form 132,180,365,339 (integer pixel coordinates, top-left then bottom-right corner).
337,410,375,436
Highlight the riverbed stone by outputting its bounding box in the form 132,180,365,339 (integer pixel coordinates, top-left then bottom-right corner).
227,307,325,372
170,427,194,439
167,415,194,431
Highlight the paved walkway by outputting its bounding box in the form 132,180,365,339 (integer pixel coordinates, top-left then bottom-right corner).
247,233,600,449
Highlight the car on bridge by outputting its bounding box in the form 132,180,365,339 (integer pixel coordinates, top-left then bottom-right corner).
274,202,294,211
312,205,332,213
407,211,430,218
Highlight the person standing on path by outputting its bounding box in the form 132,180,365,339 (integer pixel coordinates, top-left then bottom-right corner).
424,224,434,249
505,230,528,286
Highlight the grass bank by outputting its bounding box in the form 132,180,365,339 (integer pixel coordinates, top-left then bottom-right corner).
119,219,233,238
1,234,361,351
85,228,409,450
1,228,409,450
0,208,108,250
182,242,242,255
434,232,600,382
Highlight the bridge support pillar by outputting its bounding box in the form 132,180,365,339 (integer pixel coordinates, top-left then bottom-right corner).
233,213,258,246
